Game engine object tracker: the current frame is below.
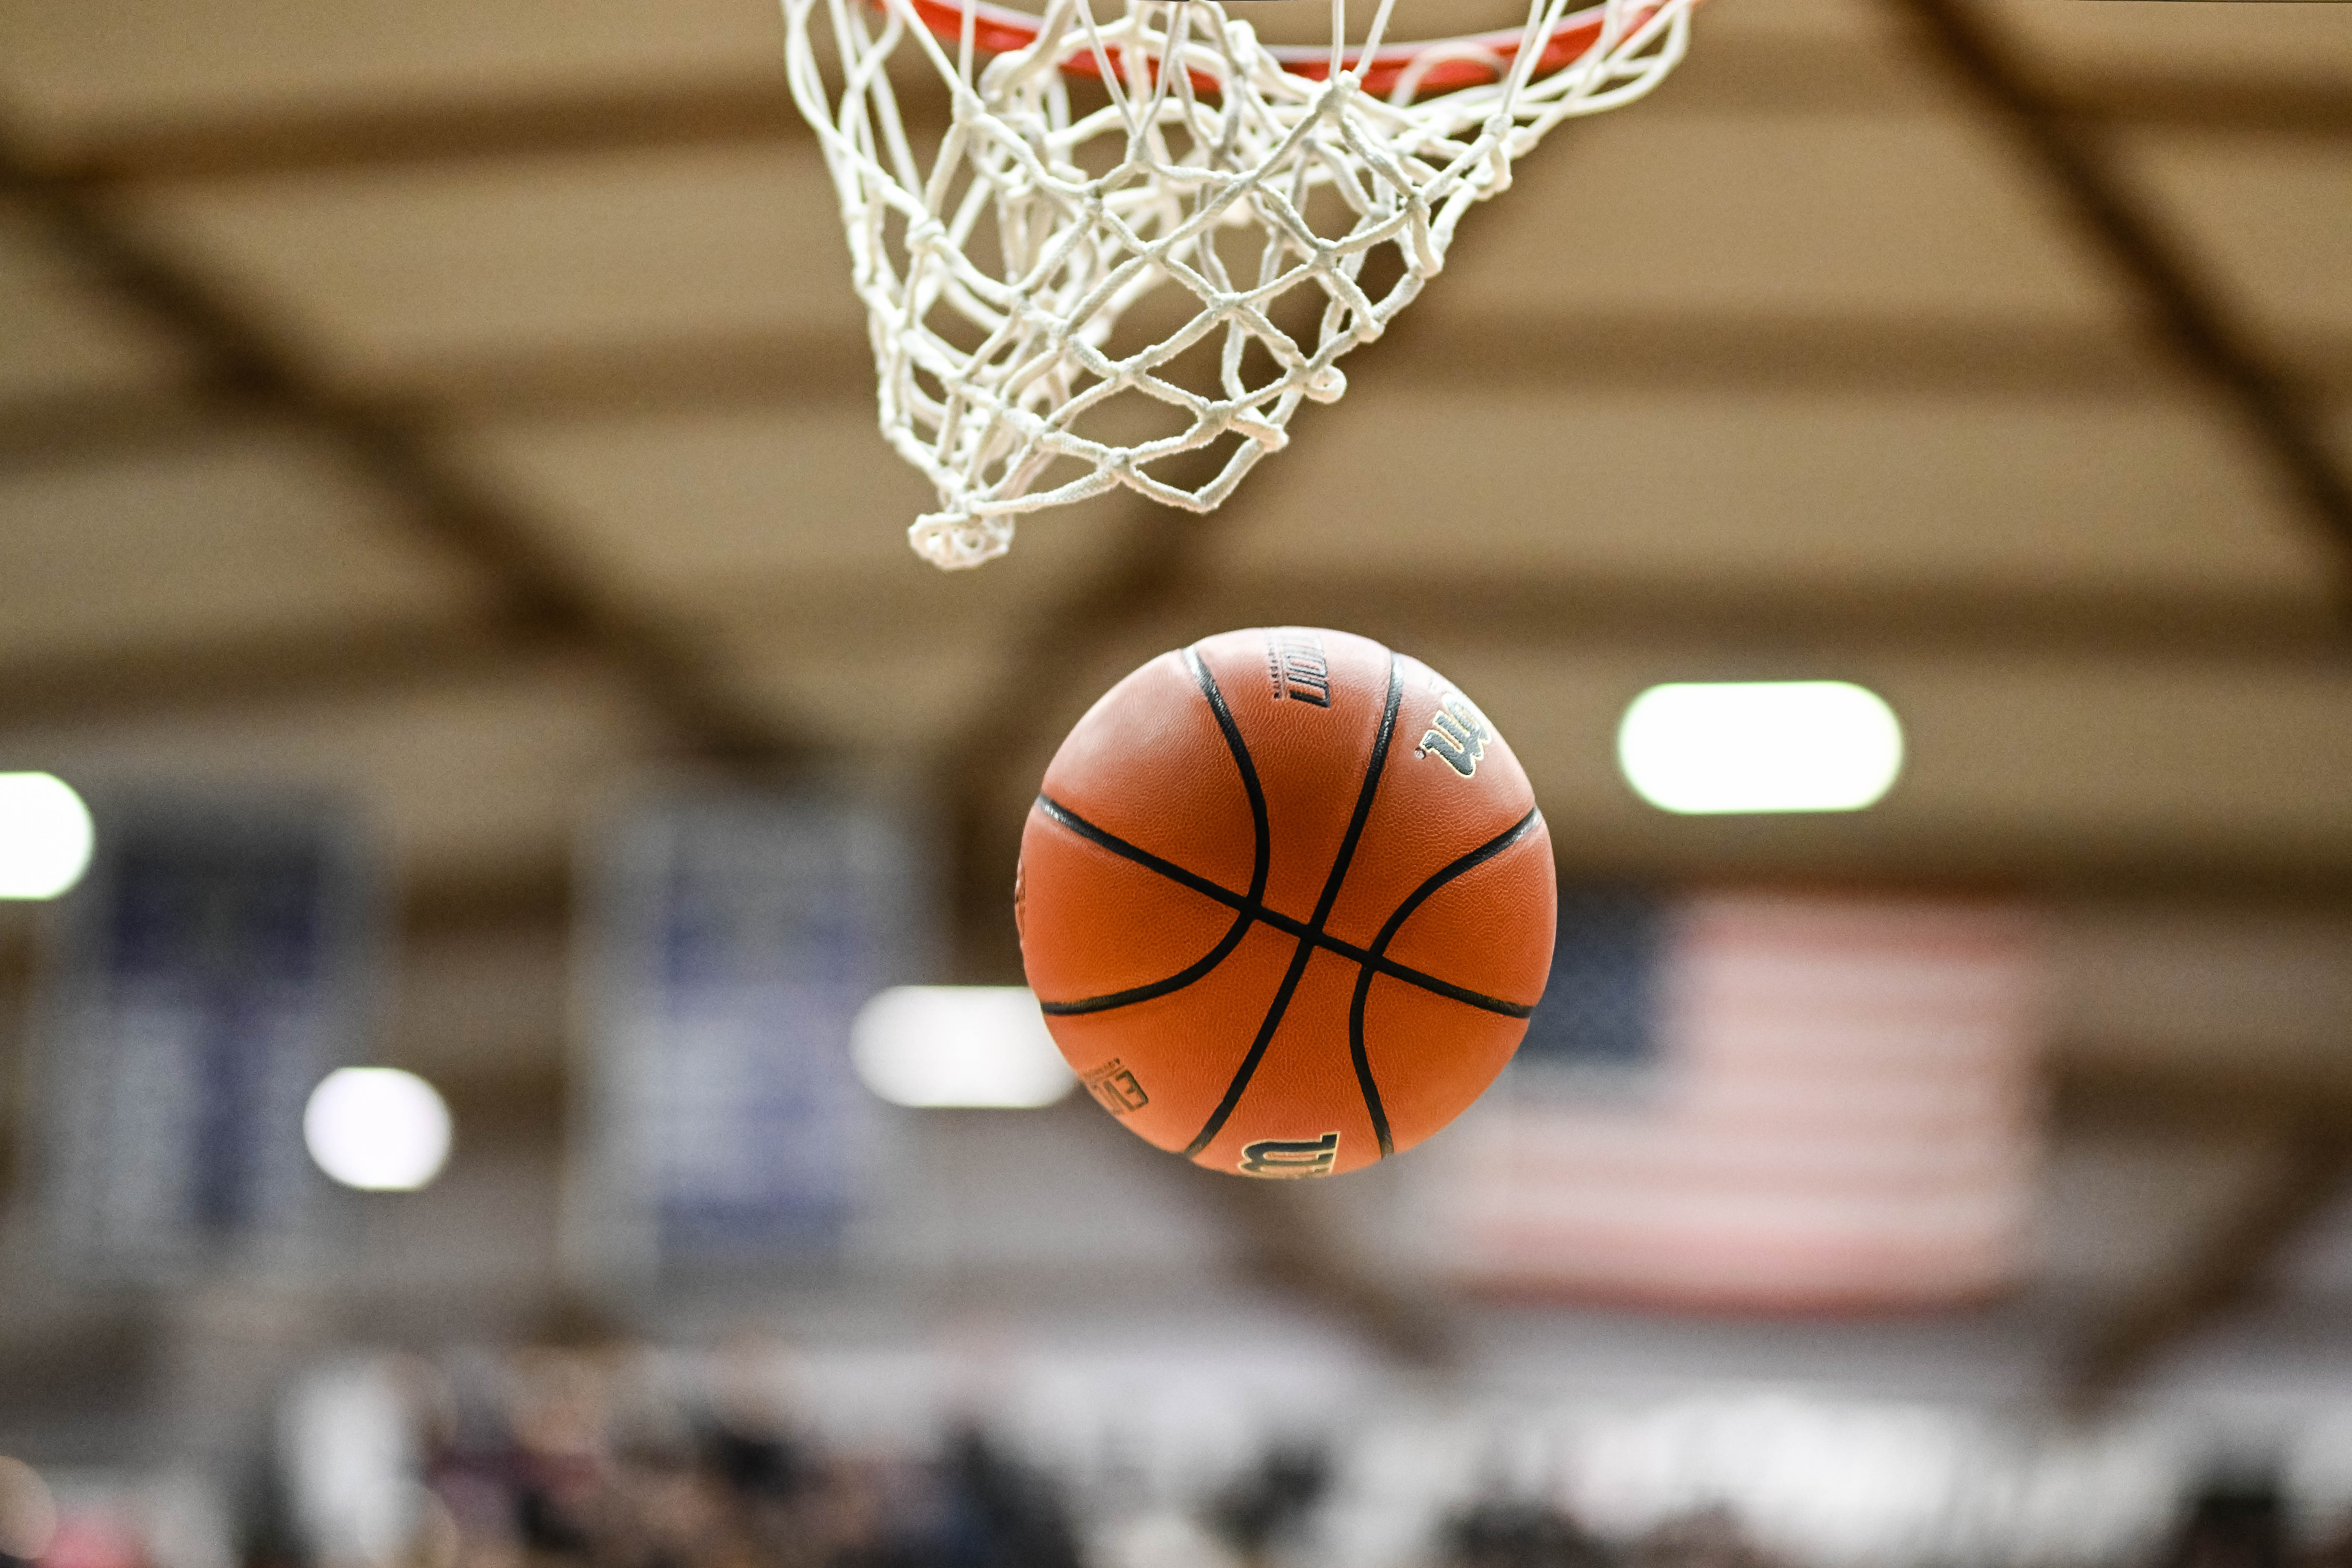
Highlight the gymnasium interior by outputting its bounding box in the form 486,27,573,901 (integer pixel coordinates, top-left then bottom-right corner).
3,0,2351,1563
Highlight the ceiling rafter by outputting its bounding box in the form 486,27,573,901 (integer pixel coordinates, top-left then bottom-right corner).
2067,1110,2352,1411
15,38,2349,187
0,129,809,775
1891,0,2352,612
0,570,2340,738
13,316,2349,477
0,619,548,730
0,331,879,468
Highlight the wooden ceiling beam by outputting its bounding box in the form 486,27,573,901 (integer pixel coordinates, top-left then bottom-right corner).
1190,571,2349,669
0,617,547,731
2055,1052,2352,1137
0,132,812,777
1891,0,2352,614
37,81,821,183
11,317,2351,476
2065,1117,2352,1411
2051,1057,2352,1409
4,557,2333,729
0,567,2338,736
1665,35,2352,140
0,385,244,468
0,329,883,469
375,831,2352,959
17,40,2349,186
2065,73,2352,142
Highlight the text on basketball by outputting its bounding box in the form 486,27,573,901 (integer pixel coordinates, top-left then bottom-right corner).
1417,693,1491,777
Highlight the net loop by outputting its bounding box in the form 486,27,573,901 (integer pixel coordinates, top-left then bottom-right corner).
786,0,1695,567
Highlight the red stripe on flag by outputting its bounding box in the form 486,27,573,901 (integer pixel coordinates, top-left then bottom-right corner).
1447,893,2043,1311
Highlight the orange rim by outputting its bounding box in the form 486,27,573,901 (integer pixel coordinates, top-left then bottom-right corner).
894,0,1663,101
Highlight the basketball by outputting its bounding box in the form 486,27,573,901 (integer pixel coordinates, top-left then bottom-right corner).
1015,628,1557,1178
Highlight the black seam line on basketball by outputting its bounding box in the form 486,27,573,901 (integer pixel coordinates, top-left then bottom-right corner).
1034,905,1254,1015
1024,651,1274,1020
1184,646,1272,911
1348,806,1545,1159
1029,795,1534,1020
1183,653,1404,1160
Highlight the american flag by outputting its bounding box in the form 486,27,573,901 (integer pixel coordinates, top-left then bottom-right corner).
1444,888,2044,1311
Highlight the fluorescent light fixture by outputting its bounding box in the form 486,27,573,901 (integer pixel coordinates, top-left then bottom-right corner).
0,774,95,899
304,1068,454,1192
851,986,1076,1108
1617,681,1904,815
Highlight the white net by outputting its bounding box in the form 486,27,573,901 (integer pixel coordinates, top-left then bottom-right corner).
785,0,1694,568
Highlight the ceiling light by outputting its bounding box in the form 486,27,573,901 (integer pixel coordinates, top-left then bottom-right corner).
1617,682,1904,815
304,1068,454,1192
0,774,95,899
851,986,1076,1108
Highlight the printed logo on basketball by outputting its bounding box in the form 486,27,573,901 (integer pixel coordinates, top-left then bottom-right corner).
1416,692,1491,777
1083,1059,1149,1116
1264,630,1332,708
1238,1132,1340,1178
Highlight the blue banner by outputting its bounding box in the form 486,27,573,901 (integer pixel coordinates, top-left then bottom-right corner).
38,799,375,1273
575,793,925,1277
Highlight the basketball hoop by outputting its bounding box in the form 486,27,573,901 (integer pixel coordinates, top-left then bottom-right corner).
784,0,1694,568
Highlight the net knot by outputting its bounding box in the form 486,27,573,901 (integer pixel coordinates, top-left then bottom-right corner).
909,511,1016,571
903,217,954,259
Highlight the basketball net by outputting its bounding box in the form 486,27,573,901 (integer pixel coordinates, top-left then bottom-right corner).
785,0,1695,568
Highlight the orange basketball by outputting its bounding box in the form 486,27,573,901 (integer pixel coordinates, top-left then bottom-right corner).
1016,628,1557,1178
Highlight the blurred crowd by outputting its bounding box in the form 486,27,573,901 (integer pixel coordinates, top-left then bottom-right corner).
279,1350,2352,1568
409,1382,1793,1568
416,1379,1089,1568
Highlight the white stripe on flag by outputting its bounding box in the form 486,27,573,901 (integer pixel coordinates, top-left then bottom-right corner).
1448,892,2042,1310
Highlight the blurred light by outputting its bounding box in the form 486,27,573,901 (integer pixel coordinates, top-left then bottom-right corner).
852,986,1076,1108
285,1359,447,1568
0,1456,57,1561
0,773,95,899
1617,682,1903,814
304,1068,453,1191
35,1515,148,1568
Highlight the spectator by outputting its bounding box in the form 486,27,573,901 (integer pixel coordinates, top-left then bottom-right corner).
1441,1500,1610,1568
2162,1483,2289,1568
1210,1443,1329,1565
